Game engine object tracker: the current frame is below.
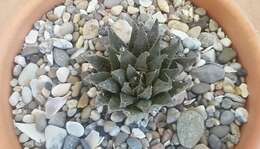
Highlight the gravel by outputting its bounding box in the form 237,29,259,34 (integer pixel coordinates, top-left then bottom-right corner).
9,1,249,148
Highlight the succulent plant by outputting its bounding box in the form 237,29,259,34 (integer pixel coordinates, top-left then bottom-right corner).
77,20,197,120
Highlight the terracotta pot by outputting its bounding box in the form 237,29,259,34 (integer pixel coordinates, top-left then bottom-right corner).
0,0,260,148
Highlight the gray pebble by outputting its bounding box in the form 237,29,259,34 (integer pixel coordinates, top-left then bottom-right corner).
217,48,237,64
115,132,129,145
191,83,211,94
210,125,230,138
63,135,80,149
48,112,66,127
177,110,205,148
35,113,47,132
198,32,217,48
104,0,122,8
127,138,142,149
191,64,225,83
220,111,235,125
208,134,222,149
221,98,233,109
54,48,70,66
182,37,201,50
166,108,180,124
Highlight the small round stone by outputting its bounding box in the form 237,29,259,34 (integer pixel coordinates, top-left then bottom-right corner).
56,67,70,83
127,138,142,149
235,107,248,123
208,134,222,149
132,128,146,139
90,110,101,121
66,121,85,137
111,111,126,122
220,111,235,125
87,87,97,98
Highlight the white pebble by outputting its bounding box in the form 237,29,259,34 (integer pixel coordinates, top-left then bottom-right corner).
54,5,66,18
25,30,38,44
56,67,70,83
235,107,248,123
9,91,21,106
221,38,232,47
22,86,33,104
132,128,146,139
87,87,97,98
66,121,85,137
14,55,26,67
51,83,71,97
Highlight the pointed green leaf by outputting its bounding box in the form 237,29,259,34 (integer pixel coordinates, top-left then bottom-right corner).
83,72,110,85
109,29,125,50
151,92,172,106
153,78,172,96
136,100,152,112
95,94,110,106
148,19,159,44
169,81,187,96
121,82,133,95
120,93,136,108
108,48,120,70
160,64,183,81
83,55,111,72
135,51,149,72
111,69,126,86
128,21,139,50
98,78,120,93
108,95,121,112
131,25,149,56
126,65,138,80
138,86,152,100
120,49,137,69
145,70,159,85
161,46,177,59
148,54,167,71
148,38,161,59
133,77,145,95
175,51,197,68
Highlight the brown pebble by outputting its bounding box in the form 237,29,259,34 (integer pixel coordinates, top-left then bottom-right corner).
151,143,164,149
78,92,89,108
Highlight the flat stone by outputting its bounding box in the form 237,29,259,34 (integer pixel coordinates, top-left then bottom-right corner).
54,48,70,66
177,110,204,148
34,112,47,132
115,132,129,145
25,30,38,44
111,5,123,16
170,29,189,40
63,135,80,149
66,121,85,137
54,5,66,18
198,32,218,48
18,63,39,86
51,83,71,97
45,96,68,118
15,55,26,67
191,64,225,83
157,0,169,13
132,128,146,139
9,91,21,106
220,111,235,125
83,19,99,39
168,20,189,32
210,125,230,138
85,130,102,149
45,125,67,149
166,108,180,123
127,6,139,14
202,48,216,62
235,107,248,123
87,0,98,12
188,26,202,38
112,19,132,43
53,38,73,49
127,138,142,149
225,93,246,103
191,83,211,94
111,111,126,122
15,123,45,143
56,22,74,37
104,0,122,8
208,134,222,149
56,67,70,83
217,48,237,64
182,37,201,50
139,0,153,7
21,87,32,104
48,112,66,127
